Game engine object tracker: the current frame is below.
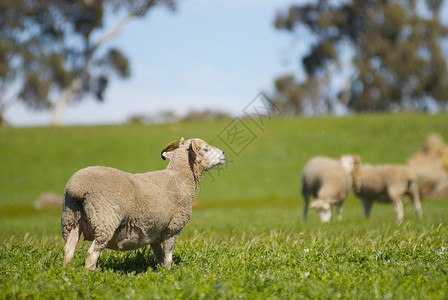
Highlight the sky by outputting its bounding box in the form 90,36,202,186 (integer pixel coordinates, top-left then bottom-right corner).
6,0,314,126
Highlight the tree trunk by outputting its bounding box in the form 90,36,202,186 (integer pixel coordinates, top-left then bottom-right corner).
0,86,10,127
50,78,82,126
0,108,10,127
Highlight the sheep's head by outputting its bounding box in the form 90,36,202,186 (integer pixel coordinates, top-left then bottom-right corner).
161,137,226,170
339,154,361,174
189,139,226,170
310,198,336,222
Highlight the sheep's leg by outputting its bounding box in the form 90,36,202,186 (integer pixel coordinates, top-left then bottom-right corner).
63,225,80,266
362,198,373,218
163,234,179,267
392,200,404,223
410,185,423,219
150,243,164,265
85,240,106,270
303,194,309,222
336,203,343,221
388,187,404,222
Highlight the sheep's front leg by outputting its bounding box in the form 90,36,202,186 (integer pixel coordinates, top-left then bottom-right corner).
303,194,309,222
163,234,179,267
362,198,373,218
150,243,164,265
410,185,423,219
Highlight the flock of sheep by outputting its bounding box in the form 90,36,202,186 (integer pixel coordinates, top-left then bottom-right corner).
60,134,445,270
302,154,422,223
303,132,448,223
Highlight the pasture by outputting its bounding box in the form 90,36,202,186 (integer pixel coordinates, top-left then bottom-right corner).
1,113,448,299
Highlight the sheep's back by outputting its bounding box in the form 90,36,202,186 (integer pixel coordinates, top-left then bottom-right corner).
65,166,138,211
302,157,351,196
356,164,417,194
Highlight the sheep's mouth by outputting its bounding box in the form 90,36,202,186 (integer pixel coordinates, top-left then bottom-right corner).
219,154,226,165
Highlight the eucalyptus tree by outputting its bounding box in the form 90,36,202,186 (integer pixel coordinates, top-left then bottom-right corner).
273,0,448,114
0,0,178,125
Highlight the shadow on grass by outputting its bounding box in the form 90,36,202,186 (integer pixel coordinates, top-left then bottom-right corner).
99,247,182,274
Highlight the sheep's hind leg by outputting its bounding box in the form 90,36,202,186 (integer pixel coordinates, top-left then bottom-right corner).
63,225,80,266
336,203,343,221
392,200,404,223
362,198,373,218
85,240,106,270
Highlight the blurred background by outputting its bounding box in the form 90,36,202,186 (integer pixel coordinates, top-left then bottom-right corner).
2,0,448,127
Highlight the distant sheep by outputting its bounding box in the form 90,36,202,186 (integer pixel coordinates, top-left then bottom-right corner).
344,155,423,222
301,156,355,222
407,132,448,198
61,138,226,270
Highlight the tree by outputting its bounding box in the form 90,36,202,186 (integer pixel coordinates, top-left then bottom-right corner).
273,0,448,114
0,0,30,126
0,0,178,126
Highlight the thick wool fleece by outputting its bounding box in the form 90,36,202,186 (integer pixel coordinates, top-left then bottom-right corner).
353,164,417,200
61,142,202,251
302,156,353,203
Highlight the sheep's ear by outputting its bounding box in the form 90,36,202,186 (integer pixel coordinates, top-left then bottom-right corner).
161,139,181,160
162,151,174,160
190,139,200,156
180,137,185,144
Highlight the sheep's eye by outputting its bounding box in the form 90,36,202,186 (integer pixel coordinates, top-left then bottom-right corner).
196,147,201,151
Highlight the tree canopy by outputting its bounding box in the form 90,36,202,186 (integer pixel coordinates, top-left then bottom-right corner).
273,0,448,114
0,0,178,125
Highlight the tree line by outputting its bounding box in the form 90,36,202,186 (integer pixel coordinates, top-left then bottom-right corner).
1,0,448,126
0,0,177,126
273,0,448,115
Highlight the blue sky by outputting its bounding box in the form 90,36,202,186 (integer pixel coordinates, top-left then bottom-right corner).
6,0,312,126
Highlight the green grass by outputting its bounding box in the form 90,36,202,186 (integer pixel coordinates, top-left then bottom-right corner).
1,113,448,299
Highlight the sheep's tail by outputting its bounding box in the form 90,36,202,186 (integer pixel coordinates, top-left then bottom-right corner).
61,190,84,242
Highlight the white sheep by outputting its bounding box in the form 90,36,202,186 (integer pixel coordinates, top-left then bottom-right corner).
61,137,226,270
301,156,355,222
343,155,423,222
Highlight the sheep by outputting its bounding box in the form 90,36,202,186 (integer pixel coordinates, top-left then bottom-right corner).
343,155,423,222
407,133,448,198
61,137,226,270
301,156,355,222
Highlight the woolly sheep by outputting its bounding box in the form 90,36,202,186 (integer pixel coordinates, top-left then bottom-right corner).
61,137,226,270
343,155,423,222
301,156,355,222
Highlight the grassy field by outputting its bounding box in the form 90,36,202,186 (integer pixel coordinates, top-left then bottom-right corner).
1,113,448,299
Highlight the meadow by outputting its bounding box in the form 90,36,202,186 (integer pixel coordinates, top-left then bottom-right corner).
1,113,447,299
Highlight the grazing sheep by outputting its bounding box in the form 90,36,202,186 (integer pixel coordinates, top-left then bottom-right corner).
407,133,448,181
61,138,226,270
301,156,355,222
407,133,448,198
345,155,423,222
